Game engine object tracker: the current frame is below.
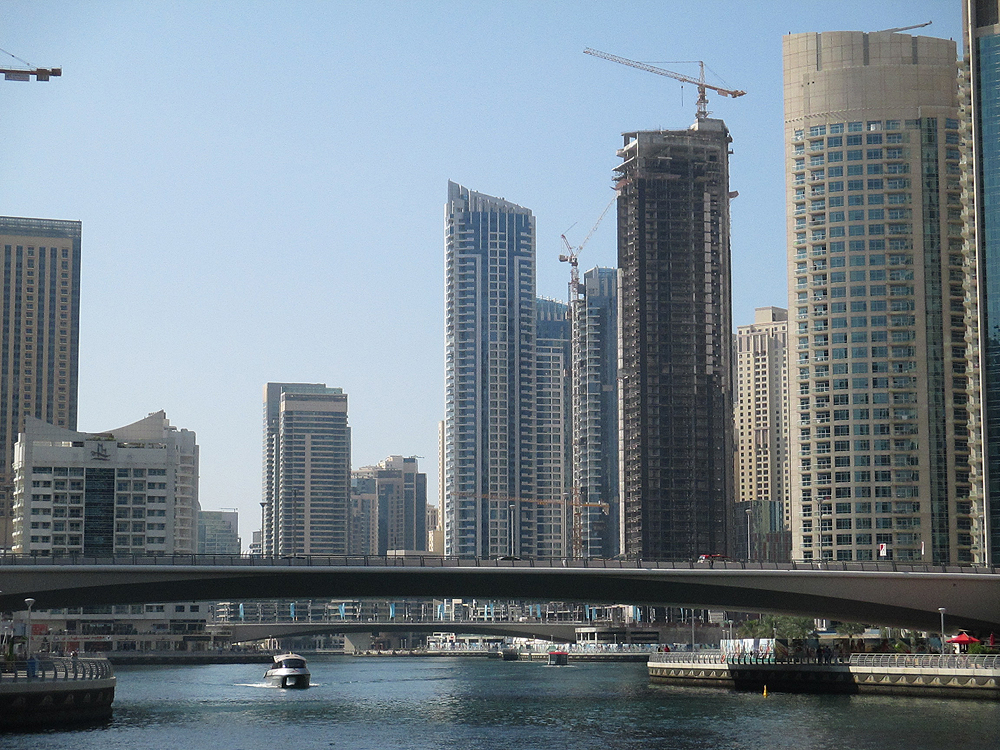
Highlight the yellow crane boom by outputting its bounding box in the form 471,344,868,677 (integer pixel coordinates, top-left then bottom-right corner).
584,47,745,121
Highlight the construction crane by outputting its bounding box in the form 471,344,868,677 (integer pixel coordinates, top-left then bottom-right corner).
1,65,60,82
877,21,932,33
0,47,60,82
584,47,745,121
558,194,616,302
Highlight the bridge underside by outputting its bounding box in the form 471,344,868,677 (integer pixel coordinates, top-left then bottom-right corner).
221,621,583,643
0,564,998,634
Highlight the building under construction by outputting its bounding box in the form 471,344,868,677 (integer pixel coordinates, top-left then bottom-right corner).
616,120,735,560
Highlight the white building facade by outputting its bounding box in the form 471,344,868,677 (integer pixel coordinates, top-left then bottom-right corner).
262,383,351,556
12,411,199,556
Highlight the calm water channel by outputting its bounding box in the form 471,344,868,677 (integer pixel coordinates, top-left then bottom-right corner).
6,656,1000,749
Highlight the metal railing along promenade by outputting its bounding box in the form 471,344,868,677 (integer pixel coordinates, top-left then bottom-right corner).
848,653,1000,671
649,651,1000,671
0,553,995,575
648,650,727,665
0,655,114,684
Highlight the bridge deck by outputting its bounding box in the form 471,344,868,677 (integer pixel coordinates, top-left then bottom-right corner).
1,555,997,633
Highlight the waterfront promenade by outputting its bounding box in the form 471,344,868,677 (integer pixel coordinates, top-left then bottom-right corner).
0,655,116,728
648,651,1000,699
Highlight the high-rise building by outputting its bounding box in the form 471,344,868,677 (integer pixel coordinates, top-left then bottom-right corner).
964,0,1000,565
570,267,619,558
349,467,378,555
535,298,570,558
262,383,351,556
249,529,262,556
374,455,427,554
426,502,441,553
784,31,976,563
0,217,81,551
443,182,538,558
12,411,199,555
198,509,240,554
616,123,735,560
735,306,791,562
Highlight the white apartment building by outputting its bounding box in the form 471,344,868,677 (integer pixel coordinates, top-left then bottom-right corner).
12,411,199,556
262,383,351,556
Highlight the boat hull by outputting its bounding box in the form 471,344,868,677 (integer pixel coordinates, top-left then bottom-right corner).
264,670,310,689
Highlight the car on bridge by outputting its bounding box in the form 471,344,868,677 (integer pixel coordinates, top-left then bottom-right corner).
696,554,731,564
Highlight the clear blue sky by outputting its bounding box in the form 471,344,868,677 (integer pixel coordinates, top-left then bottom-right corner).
0,1,961,547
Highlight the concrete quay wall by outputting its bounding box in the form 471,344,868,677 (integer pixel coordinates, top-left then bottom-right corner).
0,657,116,729
648,653,1000,700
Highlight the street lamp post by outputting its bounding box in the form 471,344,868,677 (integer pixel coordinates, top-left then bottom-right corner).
938,607,947,654
259,501,266,556
24,598,35,657
745,507,753,560
508,502,516,558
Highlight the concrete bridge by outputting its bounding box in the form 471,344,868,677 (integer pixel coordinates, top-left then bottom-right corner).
0,554,998,634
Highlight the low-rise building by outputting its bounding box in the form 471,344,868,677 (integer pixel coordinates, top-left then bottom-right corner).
11,411,199,555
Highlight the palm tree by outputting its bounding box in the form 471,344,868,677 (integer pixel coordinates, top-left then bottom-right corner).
737,615,816,639
835,621,866,637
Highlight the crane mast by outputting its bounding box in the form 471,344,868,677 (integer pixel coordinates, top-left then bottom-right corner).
584,47,745,121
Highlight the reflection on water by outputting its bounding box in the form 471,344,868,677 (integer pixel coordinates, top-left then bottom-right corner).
3,657,998,750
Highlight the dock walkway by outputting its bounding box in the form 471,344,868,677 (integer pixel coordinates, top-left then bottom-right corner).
648,652,1000,699
0,656,116,728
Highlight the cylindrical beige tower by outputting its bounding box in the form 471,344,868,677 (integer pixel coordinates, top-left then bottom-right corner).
782,32,977,565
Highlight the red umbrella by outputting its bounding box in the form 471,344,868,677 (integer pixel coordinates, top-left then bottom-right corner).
947,632,980,644
990,633,997,647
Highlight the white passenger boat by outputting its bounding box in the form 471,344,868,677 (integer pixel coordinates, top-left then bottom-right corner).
264,653,310,689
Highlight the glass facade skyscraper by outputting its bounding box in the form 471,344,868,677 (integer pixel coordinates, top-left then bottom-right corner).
966,0,1000,564
443,182,538,558
571,267,619,558
535,298,570,558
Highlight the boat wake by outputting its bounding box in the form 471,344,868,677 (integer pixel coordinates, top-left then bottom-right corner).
238,682,322,688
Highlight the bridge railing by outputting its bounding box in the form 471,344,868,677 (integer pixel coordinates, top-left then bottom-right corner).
849,653,1000,671
0,656,114,684
0,552,996,575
